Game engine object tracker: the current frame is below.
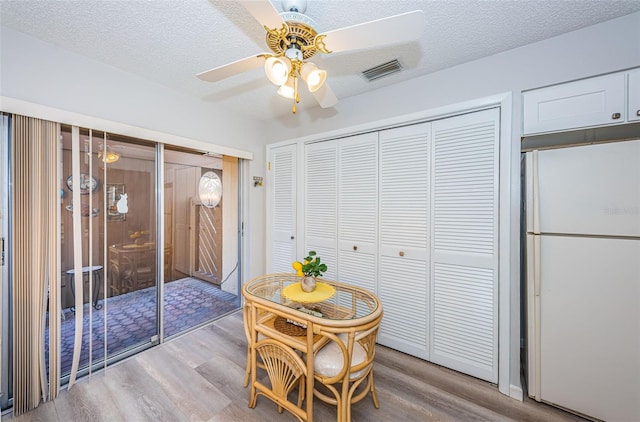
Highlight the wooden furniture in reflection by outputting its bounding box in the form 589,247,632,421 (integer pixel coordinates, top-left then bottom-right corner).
109,243,156,294
243,273,383,422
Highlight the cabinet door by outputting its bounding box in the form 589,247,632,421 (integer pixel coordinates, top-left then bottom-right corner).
338,132,378,293
430,108,499,383
267,144,297,273
304,141,338,279
523,72,626,134
628,68,640,122
378,122,430,360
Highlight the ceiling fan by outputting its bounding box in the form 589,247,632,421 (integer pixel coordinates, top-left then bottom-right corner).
197,0,425,114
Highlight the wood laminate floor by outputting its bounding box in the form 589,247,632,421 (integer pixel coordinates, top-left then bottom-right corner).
6,311,586,422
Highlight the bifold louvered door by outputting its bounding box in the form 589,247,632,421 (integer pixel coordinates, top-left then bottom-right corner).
304,140,339,280
285,108,501,382
378,123,431,359
268,144,297,273
338,133,378,293
430,108,499,383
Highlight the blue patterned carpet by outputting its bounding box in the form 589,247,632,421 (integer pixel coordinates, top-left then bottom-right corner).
48,277,239,375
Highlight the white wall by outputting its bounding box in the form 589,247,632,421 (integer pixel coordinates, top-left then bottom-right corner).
262,12,640,399
0,26,269,280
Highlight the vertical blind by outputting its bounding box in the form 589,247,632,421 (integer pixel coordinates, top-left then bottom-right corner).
11,115,61,415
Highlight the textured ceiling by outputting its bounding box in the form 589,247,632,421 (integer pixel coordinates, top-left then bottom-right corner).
2,0,640,122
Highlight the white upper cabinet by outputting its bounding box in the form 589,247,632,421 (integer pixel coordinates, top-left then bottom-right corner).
628,68,640,122
523,71,628,135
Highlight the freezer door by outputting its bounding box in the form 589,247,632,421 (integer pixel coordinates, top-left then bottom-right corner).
527,140,640,237
538,236,640,421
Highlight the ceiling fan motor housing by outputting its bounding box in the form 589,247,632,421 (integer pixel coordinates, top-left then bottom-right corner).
281,0,307,14
266,13,320,60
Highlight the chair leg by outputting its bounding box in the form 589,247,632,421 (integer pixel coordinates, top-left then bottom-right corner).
243,345,251,388
297,377,305,408
369,372,380,409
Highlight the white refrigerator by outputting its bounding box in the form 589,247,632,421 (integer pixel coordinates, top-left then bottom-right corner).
525,140,640,422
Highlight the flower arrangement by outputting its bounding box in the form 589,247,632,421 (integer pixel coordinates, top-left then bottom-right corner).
292,250,327,278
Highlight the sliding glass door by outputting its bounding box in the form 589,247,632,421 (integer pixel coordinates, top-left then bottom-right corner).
58,128,159,379
163,147,241,337
0,114,11,410
56,127,242,381
1,118,243,407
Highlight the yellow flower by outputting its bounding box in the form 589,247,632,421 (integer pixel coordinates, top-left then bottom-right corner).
297,270,304,277
292,261,303,271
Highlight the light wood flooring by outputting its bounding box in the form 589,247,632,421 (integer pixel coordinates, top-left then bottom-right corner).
6,310,586,421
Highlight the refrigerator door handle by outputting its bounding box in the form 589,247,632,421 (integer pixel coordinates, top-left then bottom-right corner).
531,150,541,235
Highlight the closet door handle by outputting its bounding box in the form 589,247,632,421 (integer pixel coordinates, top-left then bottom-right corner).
611,112,621,120
353,245,358,251
290,236,295,240
399,251,405,257
636,109,640,117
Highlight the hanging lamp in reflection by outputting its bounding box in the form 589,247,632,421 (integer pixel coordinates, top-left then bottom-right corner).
98,144,120,163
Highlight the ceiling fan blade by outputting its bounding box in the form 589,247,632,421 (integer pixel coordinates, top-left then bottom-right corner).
321,10,425,53
197,55,265,83
312,82,338,108
239,0,285,29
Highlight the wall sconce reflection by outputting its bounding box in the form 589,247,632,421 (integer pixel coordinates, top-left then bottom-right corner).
198,171,222,208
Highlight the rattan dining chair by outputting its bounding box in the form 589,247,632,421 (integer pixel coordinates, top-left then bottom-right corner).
313,316,382,422
249,339,307,421
243,274,302,387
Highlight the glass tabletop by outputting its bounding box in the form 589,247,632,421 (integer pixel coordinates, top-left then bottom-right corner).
243,274,379,321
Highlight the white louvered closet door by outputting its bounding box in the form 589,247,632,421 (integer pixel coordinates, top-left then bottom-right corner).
338,133,378,293
268,144,297,273
378,122,431,360
430,108,500,383
304,141,339,279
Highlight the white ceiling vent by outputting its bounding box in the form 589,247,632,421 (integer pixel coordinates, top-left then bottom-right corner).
361,59,403,82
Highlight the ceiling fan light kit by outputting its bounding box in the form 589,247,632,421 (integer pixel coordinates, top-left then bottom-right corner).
197,0,425,115
264,56,291,85
277,75,297,100
300,62,326,92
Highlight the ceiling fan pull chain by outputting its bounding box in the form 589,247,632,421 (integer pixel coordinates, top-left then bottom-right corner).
292,75,299,114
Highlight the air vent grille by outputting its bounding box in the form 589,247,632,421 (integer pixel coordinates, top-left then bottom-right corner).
361,59,403,82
